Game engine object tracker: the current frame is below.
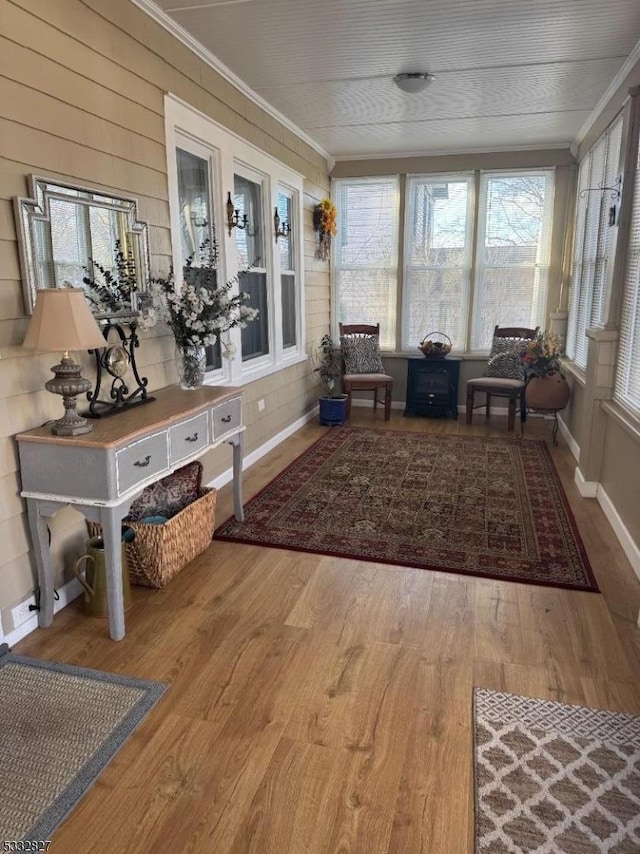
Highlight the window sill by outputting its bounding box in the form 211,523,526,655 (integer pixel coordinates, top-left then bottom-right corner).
204,351,308,389
560,358,587,387
602,400,640,446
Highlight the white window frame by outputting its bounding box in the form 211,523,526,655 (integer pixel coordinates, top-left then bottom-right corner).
165,94,306,387
402,172,475,352
276,183,300,351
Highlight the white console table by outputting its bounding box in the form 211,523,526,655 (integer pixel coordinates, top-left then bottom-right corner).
17,385,245,641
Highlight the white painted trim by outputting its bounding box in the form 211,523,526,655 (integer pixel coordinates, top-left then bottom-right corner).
206,406,319,490
333,144,572,162
574,466,598,498
574,37,640,148
557,413,580,462
597,485,640,582
4,578,83,648
129,0,333,166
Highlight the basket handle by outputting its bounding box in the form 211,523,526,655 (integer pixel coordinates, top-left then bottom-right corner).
420,332,452,346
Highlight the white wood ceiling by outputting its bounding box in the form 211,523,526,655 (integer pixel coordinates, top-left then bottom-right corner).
153,0,640,159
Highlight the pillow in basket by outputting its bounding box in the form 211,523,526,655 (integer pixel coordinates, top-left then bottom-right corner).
340,334,384,374
127,460,203,521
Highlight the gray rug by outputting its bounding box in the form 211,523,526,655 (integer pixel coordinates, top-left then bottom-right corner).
0,644,166,842
474,688,640,853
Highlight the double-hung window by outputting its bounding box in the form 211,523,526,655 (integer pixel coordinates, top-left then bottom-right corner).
165,95,305,385
473,171,555,350
566,115,624,368
332,177,400,349
403,175,474,351
614,134,640,414
333,170,555,352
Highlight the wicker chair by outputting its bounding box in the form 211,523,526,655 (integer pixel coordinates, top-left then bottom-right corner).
339,323,393,421
466,325,539,432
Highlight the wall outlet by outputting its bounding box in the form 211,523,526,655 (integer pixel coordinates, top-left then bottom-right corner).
258,398,265,412
11,596,37,629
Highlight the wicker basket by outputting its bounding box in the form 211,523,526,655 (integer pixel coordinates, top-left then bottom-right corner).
86,488,217,588
418,331,452,359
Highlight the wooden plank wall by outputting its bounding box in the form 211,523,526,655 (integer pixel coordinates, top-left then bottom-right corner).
0,0,331,629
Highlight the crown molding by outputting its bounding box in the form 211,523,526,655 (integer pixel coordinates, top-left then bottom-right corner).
128,0,333,166
333,143,573,162
574,37,640,147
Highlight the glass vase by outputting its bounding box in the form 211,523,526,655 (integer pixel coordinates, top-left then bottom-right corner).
175,344,206,390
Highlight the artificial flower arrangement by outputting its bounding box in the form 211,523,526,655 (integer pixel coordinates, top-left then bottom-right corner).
519,330,564,377
150,235,259,361
313,197,337,261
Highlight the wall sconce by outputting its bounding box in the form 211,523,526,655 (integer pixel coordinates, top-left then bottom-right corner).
273,207,291,242
226,191,249,236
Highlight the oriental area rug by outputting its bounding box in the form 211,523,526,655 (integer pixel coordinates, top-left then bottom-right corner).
215,428,597,591
0,645,166,842
473,688,640,853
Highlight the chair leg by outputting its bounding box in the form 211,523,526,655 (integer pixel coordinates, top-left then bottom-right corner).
373,387,378,412
507,397,516,432
384,382,392,421
486,393,491,419
466,388,474,424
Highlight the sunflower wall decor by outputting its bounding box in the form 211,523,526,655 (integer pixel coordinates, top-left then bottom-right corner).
313,198,337,261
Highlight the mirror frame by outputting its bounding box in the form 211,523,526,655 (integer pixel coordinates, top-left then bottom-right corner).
14,175,150,317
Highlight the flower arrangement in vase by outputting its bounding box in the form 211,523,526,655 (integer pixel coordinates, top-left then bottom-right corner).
150,235,259,389
519,330,570,411
83,238,138,315
313,198,337,262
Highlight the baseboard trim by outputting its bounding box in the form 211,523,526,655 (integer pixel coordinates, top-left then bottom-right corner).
206,406,318,491
3,578,83,648
557,414,580,462
574,466,598,498
596,485,640,583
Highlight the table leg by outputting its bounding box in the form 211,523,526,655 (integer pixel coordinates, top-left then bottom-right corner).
99,506,126,641
229,433,245,522
26,499,56,628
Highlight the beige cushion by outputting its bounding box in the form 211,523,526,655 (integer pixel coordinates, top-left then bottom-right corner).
344,373,393,382
467,377,524,391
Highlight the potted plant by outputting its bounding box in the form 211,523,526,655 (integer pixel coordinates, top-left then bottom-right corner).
520,330,570,411
312,334,348,425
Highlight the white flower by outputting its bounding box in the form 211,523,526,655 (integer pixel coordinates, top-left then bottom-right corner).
222,341,236,359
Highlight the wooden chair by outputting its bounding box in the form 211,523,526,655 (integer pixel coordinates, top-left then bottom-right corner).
466,325,539,432
339,323,393,421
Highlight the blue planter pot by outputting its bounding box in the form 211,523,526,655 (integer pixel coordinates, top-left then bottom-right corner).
319,395,348,426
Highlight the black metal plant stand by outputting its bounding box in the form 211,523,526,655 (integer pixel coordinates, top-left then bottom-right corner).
84,319,155,418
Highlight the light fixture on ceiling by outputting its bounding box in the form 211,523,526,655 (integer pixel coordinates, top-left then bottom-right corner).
393,72,435,94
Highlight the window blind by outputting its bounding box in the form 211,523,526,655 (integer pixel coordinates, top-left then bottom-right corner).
472,171,555,351
332,177,400,349
402,175,473,351
566,115,623,368
614,139,640,413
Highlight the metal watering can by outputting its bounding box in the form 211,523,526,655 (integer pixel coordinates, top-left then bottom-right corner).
74,527,135,617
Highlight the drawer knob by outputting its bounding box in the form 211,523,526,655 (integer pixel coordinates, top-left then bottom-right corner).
133,455,151,468
428,393,435,398
185,432,199,442
221,415,232,423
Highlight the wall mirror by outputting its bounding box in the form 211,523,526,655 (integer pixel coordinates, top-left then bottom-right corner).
15,175,150,318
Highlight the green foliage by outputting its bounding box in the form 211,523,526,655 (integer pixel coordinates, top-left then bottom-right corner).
311,334,342,397
83,239,137,313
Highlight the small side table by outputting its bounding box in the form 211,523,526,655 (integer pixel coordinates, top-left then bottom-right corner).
404,357,461,418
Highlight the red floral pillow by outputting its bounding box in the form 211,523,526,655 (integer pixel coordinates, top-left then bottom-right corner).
127,461,203,521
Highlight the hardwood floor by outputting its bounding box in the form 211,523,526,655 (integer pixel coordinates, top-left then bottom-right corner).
15,411,640,854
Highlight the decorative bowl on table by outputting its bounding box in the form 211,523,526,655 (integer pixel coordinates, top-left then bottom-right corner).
418,332,452,359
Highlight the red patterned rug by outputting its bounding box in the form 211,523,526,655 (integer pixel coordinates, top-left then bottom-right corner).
214,428,598,591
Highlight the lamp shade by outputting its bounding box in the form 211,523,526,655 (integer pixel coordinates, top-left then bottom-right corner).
23,288,106,352
393,72,435,94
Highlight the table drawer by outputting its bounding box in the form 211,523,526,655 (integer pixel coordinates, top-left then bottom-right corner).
169,412,210,464
212,396,242,438
116,432,169,495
